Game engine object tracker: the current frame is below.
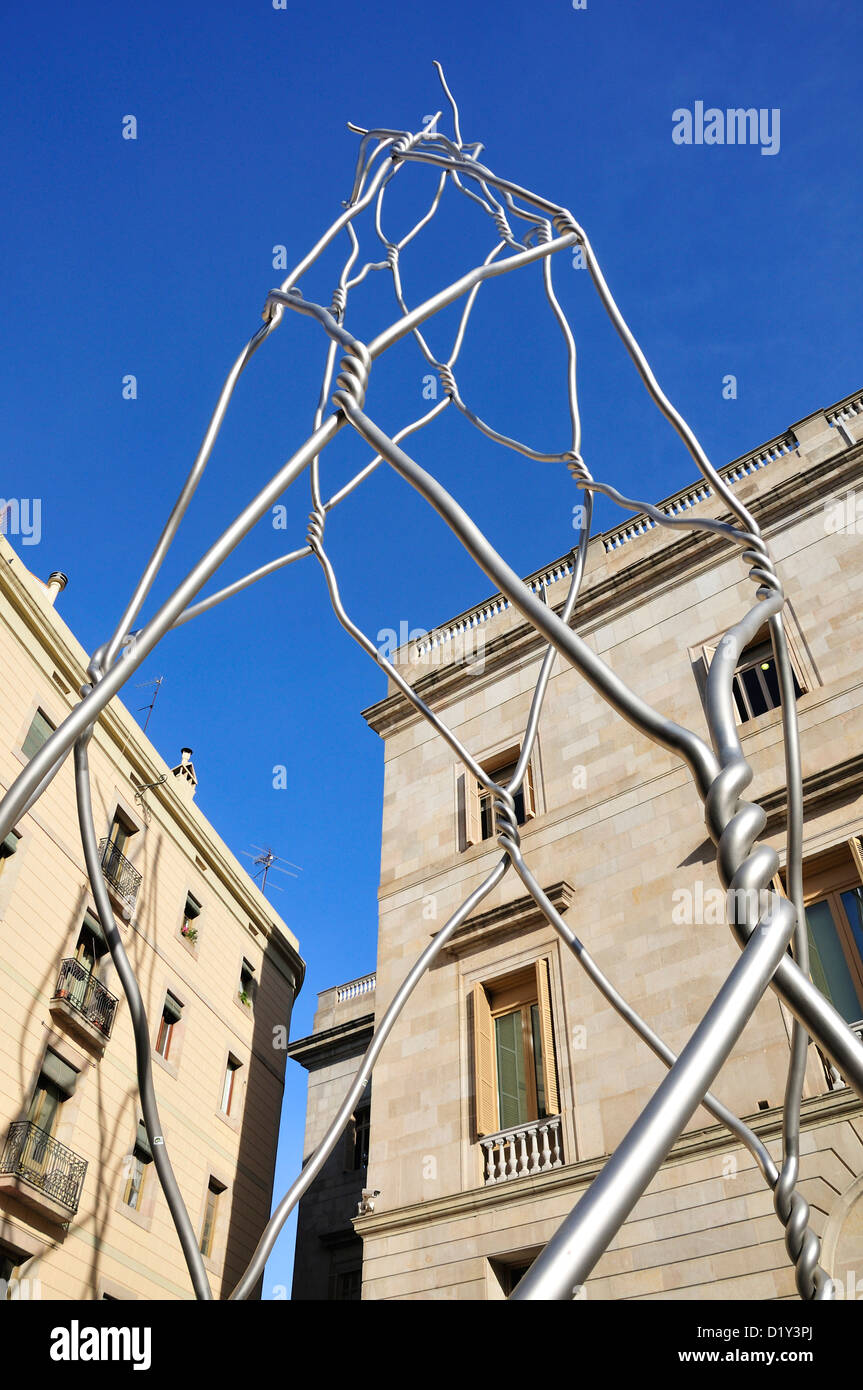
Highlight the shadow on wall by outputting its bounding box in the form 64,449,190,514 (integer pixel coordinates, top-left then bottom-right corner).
218,942,302,1300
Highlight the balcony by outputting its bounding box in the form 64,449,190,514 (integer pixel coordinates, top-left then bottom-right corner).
50,959,119,1047
0,1121,87,1220
480,1116,563,1185
98,837,141,916
818,1020,863,1091
336,974,376,1003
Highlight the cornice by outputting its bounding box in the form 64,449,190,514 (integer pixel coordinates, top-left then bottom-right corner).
353,1088,863,1239
286,1014,375,1070
432,880,574,957
761,752,863,835
362,437,863,739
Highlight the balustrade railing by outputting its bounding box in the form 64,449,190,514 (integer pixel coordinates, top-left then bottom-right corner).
480,1115,563,1185
98,837,142,912
336,974,377,1003
52,958,118,1039
0,1121,87,1215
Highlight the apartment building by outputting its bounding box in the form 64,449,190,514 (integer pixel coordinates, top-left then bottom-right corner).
340,387,863,1299
0,536,304,1300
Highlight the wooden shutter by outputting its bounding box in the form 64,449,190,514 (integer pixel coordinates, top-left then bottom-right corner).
849,836,863,884
523,760,536,820
534,959,560,1117
472,981,497,1137
463,773,481,847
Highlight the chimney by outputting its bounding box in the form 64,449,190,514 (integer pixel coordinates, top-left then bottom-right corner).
170,747,198,800
45,572,68,606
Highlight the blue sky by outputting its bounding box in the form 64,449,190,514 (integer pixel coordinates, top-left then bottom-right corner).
2,0,861,1297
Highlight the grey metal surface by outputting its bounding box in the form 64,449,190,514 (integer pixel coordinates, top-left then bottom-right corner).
0,65,856,1301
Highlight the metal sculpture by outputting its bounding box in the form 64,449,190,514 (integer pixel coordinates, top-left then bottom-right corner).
2,64,861,1301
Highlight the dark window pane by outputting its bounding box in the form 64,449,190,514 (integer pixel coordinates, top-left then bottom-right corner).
760,658,780,708
732,677,749,723
741,665,768,717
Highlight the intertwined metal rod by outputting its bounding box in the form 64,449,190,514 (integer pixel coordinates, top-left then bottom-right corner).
1,64,859,1302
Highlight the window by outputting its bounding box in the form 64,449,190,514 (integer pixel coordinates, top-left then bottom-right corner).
702,625,805,726
0,831,19,879
462,747,536,848
348,1104,370,1171
22,709,55,761
220,1057,241,1116
332,1268,362,1301
200,1178,225,1258
75,911,107,974
181,892,201,943
472,960,560,1136
65,911,109,1012
0,1246,21,1294
781,838,863,1026
23,1052,78,1180
123,1121,152,1210
239,959,255,1009
107,810,134,859
155,992,183,1059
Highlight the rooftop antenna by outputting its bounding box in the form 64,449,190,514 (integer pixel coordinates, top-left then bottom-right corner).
241,845,303,894
135,675,165,734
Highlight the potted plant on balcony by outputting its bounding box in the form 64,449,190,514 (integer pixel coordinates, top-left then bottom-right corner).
180,923,198,945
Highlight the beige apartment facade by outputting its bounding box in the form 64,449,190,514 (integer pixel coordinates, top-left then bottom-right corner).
0,536,304,1300
344,387,863,1300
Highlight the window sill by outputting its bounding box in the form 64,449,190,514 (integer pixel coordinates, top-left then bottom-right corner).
152,1051,179,1081
178,932,199,959
116,1197,154,1233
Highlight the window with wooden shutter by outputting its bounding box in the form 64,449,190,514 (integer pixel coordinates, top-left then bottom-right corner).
22,709,55,762
463,773,482,848
779,840,863,1025
463,748,539,850
534,958,560,1116
472,981,497,1137
523,761,536,820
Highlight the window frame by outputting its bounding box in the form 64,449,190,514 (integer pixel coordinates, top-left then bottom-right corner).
21,708,56,762
154,991,183,1062
778,837,863,1024
700,622,809,728
461,744,537,851
199,1177,226,1260
471,959,560,1138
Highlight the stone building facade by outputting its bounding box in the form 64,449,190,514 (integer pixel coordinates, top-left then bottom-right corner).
287,974,375,1299
343,387,863,1299
0,537,304,1300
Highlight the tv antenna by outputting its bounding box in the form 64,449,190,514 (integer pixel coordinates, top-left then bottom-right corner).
241,845,303,893
135,675,165,734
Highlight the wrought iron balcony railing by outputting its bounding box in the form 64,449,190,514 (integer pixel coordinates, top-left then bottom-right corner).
52,958,119,1039
480,1115,563,1185
98,837,142,912
0,1121,87,1215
